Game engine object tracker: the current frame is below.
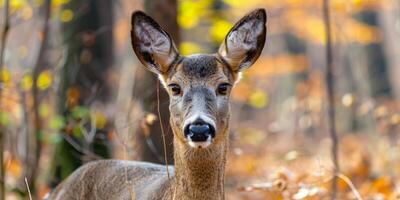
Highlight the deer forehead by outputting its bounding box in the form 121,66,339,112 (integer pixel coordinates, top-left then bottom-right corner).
168,54,233,84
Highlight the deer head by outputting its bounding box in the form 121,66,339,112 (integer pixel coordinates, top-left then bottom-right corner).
131,9,266,150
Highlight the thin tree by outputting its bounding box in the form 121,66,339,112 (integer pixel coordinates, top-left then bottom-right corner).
322,0,339,199
25,0,52,196
0,0,10,199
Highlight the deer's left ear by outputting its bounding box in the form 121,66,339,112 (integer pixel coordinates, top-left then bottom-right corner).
218,9,267,72
131,11,179,74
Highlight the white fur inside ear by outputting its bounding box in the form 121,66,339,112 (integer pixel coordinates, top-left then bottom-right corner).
227,19,264,53
218,14,266,72
134,19,177,72
234,72,243,85
158,74,168,88
135,22,171,54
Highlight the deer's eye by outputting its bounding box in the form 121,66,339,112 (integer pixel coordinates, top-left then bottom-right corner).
217,83,230,95
168,84,181,96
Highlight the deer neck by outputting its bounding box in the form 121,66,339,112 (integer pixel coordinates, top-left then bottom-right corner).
170,131,228,200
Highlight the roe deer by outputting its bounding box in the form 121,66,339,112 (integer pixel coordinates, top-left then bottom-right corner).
48,8,266,200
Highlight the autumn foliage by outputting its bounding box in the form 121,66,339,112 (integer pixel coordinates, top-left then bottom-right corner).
0,0,399,199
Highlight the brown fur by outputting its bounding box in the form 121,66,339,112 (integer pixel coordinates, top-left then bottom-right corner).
48,8,266,200
48,132,228,200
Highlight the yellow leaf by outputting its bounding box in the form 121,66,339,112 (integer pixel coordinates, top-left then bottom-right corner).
178,1,199,29
60,9,74,22
223,0,264,7
178,0,211,29
94,111,107,129
179,42,202,55
21,74,33,91
37,70,52,90
10,0,28,11
210,19,232,43
248,89,268,108
52,0,69,7
304,15,326,44
351,0,363,8
344,19,380,44
0,69,10,84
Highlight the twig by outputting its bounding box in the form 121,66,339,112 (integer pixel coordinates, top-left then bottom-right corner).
17,84,32,195
24,177,33,200
145,137,164,163
336,173,363,200
157,80,170,179
61,134,103,160
0,0,10,199
29,0,52,194
322,0,340,199
315,158,363,200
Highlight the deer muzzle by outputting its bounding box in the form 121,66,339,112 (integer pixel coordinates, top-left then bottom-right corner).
184,118,216,148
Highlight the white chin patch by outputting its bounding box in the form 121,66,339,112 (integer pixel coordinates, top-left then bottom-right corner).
187,136,212,149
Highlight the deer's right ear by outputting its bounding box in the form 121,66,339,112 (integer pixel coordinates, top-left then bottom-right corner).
131,11,179,74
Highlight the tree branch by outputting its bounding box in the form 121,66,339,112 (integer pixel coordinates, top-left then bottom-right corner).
0,0,10,199
29,0,51,196
322,0,340,199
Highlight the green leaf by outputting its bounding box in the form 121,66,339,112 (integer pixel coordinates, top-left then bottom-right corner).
72,125,82,138
71,106,90,119
0,111,10,126
49,115,66,130
36,130,44,141
49,133,63,144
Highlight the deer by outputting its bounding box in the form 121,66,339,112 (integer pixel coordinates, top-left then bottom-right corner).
48,8,266,200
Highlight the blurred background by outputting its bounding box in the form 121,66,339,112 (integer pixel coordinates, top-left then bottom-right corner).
0,0,399,199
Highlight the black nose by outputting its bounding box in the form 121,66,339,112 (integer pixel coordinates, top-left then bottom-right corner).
184,120,215,142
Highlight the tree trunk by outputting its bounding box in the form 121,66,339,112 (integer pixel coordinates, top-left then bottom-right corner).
133,0,179,164
0,1,10,199
378,6,400,99
357,10,392,98
49,0,114,187
22,0,51,196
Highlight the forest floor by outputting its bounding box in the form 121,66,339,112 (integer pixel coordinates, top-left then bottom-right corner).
225,134,400,200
